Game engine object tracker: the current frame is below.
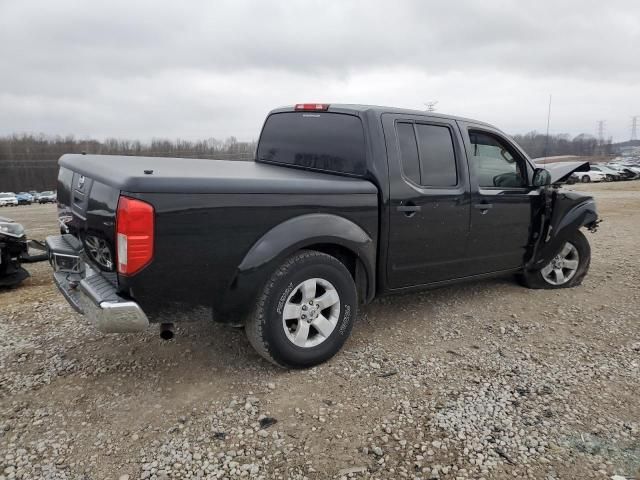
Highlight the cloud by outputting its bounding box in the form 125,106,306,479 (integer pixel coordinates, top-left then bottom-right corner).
0,0,638,141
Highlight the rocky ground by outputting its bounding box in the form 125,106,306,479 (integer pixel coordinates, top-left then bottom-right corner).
1,181,639,480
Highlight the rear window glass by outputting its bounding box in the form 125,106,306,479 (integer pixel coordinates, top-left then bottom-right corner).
415,124,457,186
396,122,457,187
257,112,366,175
397,123,420,184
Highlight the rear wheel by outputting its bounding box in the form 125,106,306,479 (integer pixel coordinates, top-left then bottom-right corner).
520,229,590,289
581,175,590,183
246,250,357,368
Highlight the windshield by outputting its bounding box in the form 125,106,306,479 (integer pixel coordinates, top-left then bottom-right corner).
257,112,366,176
42,191,54,195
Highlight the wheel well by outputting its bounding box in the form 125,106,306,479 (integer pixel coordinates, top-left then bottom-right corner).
303,243,368,302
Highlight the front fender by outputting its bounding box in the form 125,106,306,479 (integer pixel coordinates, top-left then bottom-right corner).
214,214,376,321
533,195,597,268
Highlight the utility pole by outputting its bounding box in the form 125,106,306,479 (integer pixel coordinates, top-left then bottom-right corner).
424,101,438,112
632,116,638,141
543,94,552,163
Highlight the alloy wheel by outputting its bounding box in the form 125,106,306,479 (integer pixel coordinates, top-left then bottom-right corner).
282,277,341,348
541,242,580,286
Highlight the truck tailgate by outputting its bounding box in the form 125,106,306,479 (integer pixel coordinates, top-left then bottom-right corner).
56,166,120,282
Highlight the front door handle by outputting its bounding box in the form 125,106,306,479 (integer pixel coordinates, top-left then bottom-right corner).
397,202,421,217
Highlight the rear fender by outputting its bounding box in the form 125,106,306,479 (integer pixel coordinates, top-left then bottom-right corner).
532,195,597,268
235,213,376,304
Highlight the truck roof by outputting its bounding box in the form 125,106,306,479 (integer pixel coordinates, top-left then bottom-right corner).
270,103,493,128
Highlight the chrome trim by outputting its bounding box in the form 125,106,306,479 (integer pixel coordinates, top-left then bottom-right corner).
51,252,83,273
48,234,149,333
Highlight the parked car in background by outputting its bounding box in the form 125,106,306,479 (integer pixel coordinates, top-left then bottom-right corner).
606,164,636,180
37,191,56,203
589,165,621,182
0,192,19,207
572,170,606,183
16,192,34,205
621,165,640,177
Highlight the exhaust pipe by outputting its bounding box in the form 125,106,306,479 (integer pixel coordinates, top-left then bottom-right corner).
160,323,175,340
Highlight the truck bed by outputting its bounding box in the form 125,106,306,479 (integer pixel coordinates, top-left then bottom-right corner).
59,154,377,195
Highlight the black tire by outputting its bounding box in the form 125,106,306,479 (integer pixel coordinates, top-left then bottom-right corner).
581,175,590,183
520,229,591,289
245,250,357,369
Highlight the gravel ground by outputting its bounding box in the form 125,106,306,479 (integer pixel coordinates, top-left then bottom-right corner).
1,181,639,480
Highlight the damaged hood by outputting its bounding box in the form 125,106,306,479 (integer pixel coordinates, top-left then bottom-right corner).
537,161,590,184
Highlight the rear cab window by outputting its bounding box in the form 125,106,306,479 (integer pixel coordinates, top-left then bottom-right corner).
257,112,366,176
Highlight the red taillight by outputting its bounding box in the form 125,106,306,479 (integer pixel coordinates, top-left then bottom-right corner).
294,103,329,111
116,196,154,276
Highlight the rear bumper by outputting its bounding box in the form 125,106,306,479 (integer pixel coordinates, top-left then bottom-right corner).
46,234,149,333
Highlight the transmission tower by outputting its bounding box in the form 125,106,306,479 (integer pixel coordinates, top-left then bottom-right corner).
632,116,638,141
597,120,606,145
424,101,438,112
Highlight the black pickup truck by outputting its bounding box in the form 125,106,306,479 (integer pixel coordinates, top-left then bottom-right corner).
47,103,598,368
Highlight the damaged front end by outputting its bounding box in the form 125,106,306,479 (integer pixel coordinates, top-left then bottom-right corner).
527,161,599,270
0,216,48,288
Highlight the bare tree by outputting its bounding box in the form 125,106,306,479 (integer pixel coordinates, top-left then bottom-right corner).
0,134,257,191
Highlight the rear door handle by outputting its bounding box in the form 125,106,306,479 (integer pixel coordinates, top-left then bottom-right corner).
397,205,422,212
473,203,493,213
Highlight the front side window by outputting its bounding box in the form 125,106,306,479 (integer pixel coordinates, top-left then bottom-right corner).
469,131,527,188
397,122,457,187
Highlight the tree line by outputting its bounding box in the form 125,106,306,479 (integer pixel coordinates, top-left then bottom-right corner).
0,134,257,191
0,130,613,192
511,131,613,159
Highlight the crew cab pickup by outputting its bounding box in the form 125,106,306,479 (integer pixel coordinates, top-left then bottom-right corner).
47,104,598,368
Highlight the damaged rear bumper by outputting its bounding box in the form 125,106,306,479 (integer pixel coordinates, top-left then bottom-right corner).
46,234,149,333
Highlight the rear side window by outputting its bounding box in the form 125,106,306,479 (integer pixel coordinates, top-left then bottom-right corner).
396,123,420,184
257,112,366,175
397,122,457,187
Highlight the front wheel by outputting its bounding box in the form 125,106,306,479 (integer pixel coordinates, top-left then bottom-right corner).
246,250,357,368
520,229,591,289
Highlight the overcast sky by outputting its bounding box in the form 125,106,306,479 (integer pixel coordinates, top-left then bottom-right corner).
1,0,638,142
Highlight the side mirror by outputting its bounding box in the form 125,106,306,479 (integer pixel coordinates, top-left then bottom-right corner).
532,168,552,187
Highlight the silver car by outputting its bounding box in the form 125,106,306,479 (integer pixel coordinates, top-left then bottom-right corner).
0,192,19,207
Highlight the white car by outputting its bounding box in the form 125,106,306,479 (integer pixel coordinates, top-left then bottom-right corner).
622,165,640,177
589,165,621,181
0,192,19,207
572,170,607,183
607,164,638,180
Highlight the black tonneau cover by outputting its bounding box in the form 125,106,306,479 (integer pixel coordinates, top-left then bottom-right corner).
58,154,377,195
